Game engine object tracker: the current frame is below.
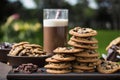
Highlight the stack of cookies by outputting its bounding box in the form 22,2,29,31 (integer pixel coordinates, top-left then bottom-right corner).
44,47,82,74
68,27,99,73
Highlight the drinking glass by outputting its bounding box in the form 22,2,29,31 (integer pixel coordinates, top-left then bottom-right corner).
43,9,68,54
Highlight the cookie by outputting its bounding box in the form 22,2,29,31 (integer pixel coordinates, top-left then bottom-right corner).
24,44,42,49
69,27,97,37
70,36,98,44
9,46,23,56
72,69,83,73
74,50,99,57
73,68,95,73
44,62,71,69
117,50,120,53
45,57,61,63
73,61,99,67
12,42,29,48
97,60,120,74
76,57,98,62
106,37,120,51
73,62,95,70
52,54,75,61
53,47,82,54
46,68,71,74
68,40,98,49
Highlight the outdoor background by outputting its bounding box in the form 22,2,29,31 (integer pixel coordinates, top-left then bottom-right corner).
0,0,120,55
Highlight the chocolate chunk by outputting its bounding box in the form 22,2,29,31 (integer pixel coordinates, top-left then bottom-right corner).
12,63,39,74
106,45,120,62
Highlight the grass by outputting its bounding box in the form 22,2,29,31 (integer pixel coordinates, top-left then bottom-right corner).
95,30,120,55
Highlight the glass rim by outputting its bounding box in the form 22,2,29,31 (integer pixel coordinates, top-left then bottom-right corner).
44,9,68,12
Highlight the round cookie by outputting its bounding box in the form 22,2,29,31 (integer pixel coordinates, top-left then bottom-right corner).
44,62,71,69
70,36,98,44
73,62,95,70
46,69,71,74
69,27,97,37
68,40,98,49
12,42,29,48
45,57,61,63
97,60,120,74
73,68,95,73
72,69,84,73
74,51,99,57
53,47,82,54
52,54,75,61
76,57,99,62
73,65,94,70
73,61,99,67
24,44,42,49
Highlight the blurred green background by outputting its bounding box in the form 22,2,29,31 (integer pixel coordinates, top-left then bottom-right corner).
0,0,120,55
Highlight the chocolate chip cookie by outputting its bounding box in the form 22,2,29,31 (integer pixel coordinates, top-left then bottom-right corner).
74,49,99,57
53,47,82,54
69,27,97,37
52,54,75,61
68,40,98,49
44,62,71,69
46,68,71,74
70,36,98,44
97,60,120,74
76,56,99,62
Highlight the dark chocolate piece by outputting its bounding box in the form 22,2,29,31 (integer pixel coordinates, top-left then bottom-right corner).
106,45,120,62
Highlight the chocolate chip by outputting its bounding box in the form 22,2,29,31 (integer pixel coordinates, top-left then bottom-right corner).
73,29,77,32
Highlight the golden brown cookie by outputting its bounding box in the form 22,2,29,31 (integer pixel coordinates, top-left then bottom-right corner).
73,61,99,67
53,47,83,54
68,40,98,49
72,69,84,73
73,62,95,70
45,57,61,63
9,46,23,56
46,69,71,74
74,50,99,57
12,42,29,48
73,68,95,73
44,62,71,69
106,37,120,51
24,44,42,49
76,57,99,62
53,47,82,54
97,60,120,74
70,36,98,44
69,27,97,37
52,54,75,61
